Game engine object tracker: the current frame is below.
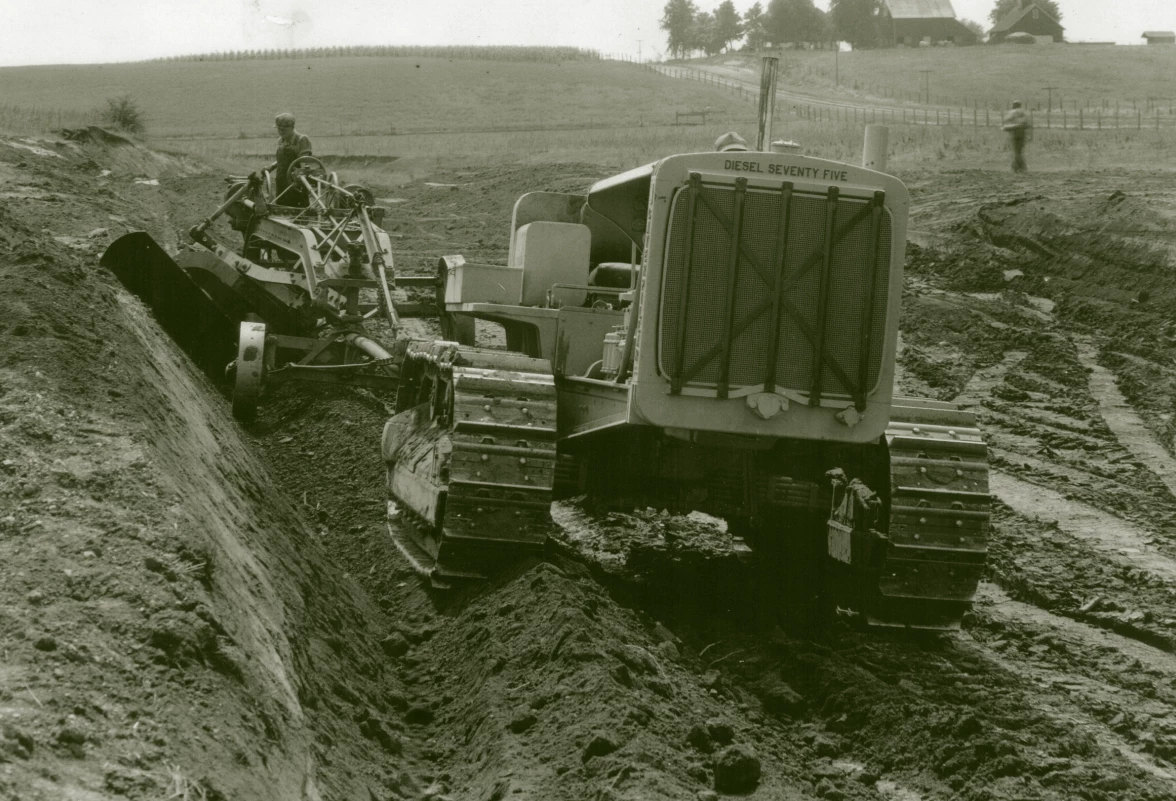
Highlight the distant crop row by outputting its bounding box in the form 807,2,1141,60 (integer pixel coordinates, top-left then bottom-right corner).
149,45,602,64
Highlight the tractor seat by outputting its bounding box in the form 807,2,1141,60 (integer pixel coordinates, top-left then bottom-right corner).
588,262,640,289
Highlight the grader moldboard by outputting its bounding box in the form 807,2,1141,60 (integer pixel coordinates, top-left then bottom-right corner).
103,70,989,631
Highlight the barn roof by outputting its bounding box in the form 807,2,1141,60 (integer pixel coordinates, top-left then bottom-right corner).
991,3,1060,33
883,0,958,19
1142,31,1175,37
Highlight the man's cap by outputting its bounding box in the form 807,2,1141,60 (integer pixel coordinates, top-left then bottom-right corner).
714,131,748,153
275,113,296,127
1011,101,1022,109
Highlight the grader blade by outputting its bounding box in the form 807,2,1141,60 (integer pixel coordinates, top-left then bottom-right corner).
383,342,556,586
101,232,241,377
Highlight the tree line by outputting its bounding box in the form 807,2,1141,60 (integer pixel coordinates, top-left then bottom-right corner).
149,45,603,64
661,0,1059,55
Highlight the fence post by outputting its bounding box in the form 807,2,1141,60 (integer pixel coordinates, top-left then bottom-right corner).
1138,109,1142,129
1097,109,1101,129
1079,108,1083,129
986,108,990,126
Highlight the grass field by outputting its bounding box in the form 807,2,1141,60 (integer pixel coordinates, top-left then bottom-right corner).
0,57,749,139
2,48,1174,174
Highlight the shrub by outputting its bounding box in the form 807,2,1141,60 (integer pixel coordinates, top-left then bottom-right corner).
101,95,145,134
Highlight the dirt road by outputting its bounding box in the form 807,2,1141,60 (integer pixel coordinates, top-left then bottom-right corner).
3,132,1176,800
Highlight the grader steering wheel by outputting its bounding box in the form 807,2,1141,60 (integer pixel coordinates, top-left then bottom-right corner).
286,155,327,185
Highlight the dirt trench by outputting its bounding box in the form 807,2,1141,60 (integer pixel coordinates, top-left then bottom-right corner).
7,134,1176,801
0,136,422,800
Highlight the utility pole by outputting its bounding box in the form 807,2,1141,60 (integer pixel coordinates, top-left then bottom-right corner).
637,39,642,64
918,70,932,105
834,43,839,87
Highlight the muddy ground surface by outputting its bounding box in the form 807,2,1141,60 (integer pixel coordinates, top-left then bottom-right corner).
4,132,1176,801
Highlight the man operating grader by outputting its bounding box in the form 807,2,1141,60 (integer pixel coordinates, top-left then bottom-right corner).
270,112,313,205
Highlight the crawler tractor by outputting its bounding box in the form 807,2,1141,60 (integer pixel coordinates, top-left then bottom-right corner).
103,65,989,630
385,147,990,629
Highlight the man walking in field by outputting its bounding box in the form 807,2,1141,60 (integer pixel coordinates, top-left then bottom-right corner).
1002,101,1031,174
271,112,313,204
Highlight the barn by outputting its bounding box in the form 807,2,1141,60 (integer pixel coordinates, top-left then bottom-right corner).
879,0,978,47
1142,31,1176,45
989,2,1065,44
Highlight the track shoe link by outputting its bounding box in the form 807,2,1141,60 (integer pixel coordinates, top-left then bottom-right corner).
383,341,556,584
872,400,990,629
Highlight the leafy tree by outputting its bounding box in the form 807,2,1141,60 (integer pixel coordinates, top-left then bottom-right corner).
829,0,883,49
743,2,767,49
691,11,722,55
766,0,827,46
989,0,1062,25
661,0,699,58
713,1,744,52
101,95,145,134
961,18,986,41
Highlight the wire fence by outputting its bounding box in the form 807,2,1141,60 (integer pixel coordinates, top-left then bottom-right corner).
639,62,1176,131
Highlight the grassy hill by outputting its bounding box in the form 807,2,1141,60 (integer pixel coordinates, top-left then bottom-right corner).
1,46,1173,172
0,57,752,139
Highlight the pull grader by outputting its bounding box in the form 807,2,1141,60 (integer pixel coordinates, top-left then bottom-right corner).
104,139,990,631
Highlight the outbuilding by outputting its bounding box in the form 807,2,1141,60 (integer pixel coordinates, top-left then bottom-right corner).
879,0,978,47
989,2,1064,44
1142,31,1176,45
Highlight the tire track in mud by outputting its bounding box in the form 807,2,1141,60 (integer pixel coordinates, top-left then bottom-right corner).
1077,339,1176,501
973,584,1176,783
990,470,1176,584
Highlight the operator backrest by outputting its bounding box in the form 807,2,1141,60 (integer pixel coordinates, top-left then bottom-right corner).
516,222,590,308
508,192,585,269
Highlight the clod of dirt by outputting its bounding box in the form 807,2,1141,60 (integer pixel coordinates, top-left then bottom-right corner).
145,609,215,662
754,673,805,717
581,732,620,761
357,714,402,755
1,726,34,759
507,710,537,734
686,723,714,753
712,743,761,793
705,718,734,746
815,778,846,800
405,704,435,725
55,727,85,745
380,631,410,657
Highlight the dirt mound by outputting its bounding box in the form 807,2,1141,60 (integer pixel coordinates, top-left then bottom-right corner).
58,126,134,147
0,137,428,800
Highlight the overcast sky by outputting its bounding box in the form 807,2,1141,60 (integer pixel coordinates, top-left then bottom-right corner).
2,0,1173,67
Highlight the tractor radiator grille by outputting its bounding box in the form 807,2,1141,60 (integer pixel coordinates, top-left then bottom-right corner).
659,176,893,405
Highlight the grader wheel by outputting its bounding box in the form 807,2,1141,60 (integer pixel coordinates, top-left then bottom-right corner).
231,321,268,422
